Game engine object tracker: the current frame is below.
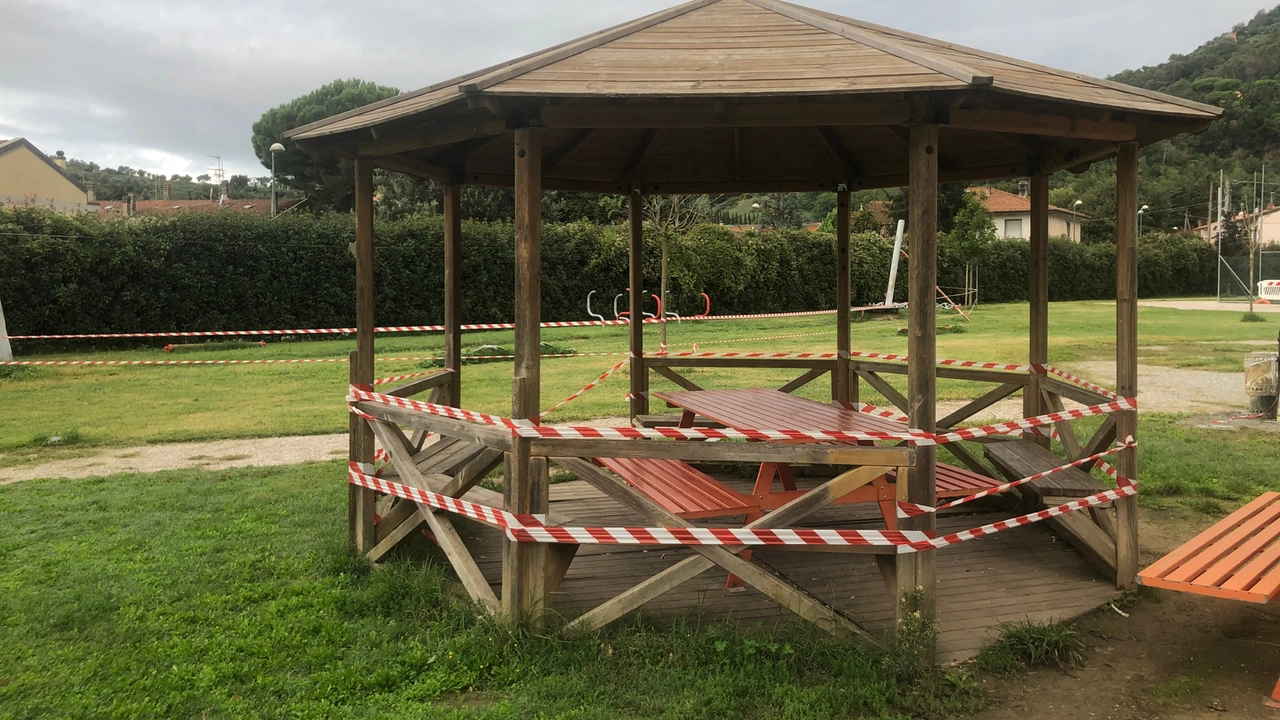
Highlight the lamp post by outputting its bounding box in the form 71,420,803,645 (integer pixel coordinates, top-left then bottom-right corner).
1071,199,1082,241
1138,204,1150,236
751,202,761,231
269,142,285,216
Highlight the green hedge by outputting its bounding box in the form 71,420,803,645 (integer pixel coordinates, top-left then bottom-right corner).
0,206,1216,341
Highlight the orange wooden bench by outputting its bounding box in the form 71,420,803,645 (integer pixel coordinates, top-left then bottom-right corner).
754,461,1004,530
1137,491,1280,708
597,456,762,588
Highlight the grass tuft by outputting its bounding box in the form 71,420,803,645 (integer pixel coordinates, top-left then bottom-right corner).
974,620,1084,674
25,428,85,447
1242,312,1269,322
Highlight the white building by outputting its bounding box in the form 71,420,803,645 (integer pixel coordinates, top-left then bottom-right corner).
969,186,1085,241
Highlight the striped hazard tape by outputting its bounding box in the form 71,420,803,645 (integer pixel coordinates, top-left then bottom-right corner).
346,459,1136,552
348,385,933,445
3,307,852,342
932,397,1136,444
1035,365,1120,400
539,359,629,420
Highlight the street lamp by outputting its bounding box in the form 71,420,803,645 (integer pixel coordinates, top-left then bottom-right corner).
269,142,285,216
1071,200,1082,241
1138,204,1150,236
751,202,761,231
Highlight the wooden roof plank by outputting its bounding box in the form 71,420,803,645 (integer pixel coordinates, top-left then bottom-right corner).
460,0,719,93
744,0,992,86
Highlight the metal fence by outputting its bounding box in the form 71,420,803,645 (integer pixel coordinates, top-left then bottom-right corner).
1218,252,1280,302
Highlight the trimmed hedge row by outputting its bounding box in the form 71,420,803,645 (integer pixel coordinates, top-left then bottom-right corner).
0,206,1216,340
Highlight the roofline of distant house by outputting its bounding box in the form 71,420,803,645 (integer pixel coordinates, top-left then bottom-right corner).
0,137,90,195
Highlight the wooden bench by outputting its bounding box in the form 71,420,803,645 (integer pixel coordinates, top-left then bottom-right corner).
985,438,1117,577
597,456,761,588
984,438,1107,502
596,457,760,522
1137,492,1280,708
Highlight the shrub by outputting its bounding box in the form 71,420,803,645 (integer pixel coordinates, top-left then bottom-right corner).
0,206,1217,342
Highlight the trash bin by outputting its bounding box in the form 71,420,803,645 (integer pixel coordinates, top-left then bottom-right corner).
1246,351,1279,420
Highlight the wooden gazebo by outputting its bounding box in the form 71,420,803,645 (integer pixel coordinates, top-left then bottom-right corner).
286,0,1220,654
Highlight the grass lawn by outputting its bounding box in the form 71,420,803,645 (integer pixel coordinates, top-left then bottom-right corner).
1,301,1274,463
0,462,978,719
3,301,1279,717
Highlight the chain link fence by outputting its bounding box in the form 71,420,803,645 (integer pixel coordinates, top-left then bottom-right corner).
1218,252,1280,302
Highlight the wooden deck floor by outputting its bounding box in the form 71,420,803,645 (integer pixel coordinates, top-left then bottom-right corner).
466,478,1120,664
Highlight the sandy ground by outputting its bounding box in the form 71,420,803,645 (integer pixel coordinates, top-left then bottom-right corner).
0,434,349,485
0,365,1249,485
1139,299,1280,313
0,417,631,484
973,509,1280,720
935,361,1249,424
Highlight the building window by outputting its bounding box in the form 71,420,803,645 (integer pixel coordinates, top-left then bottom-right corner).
1066,221,1073,239
1004,219,1023,238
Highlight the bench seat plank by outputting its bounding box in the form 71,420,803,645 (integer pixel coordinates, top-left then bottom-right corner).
984,439,1105,498
1138,492,1280,603
597,457,759,520
885,462,1003,499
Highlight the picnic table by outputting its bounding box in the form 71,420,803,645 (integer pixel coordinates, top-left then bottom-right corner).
1137,491,1280,708
649,388,999,528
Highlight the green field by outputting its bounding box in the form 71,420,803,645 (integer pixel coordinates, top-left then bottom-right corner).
1,301,1274,462
3,300,1280,717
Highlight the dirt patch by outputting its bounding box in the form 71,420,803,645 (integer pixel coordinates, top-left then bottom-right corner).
937,363,1248,423
0,434,348,485
1140,300,1280,314
0,416,634,484
975,508,1280,719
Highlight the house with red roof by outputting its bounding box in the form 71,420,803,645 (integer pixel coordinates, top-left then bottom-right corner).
969,185,1086,242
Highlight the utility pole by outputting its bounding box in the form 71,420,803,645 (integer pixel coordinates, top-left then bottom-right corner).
1217,170,1225,302
0,296,11,363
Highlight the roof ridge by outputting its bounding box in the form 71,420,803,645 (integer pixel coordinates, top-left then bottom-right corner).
743,0,992,86
286,0,719,140
790,1,1220,118
460,0,719,94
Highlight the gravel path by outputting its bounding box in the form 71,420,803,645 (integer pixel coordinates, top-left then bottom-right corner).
0,368,1250,486
1139,299,1280,313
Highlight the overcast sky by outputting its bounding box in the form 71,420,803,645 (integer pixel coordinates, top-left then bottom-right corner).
2,0,1266,179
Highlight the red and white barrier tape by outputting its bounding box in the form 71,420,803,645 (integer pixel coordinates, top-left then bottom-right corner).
349,462,547,529
935,437,1136,510
539,359,629,420
346,460,1135,553
2,352,629,368
688,330,838,347
930,483,1136,548
1035,365,1120,400
349,386,933,445
933,397,1136,444
3,308,854,342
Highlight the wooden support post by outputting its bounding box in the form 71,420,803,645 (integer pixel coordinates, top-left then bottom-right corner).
898,124,938,649
1027,174,1050,446
502,128,550,624
348,158,377,556
443,182,463,407
628,194,649,419
835,190,851,403
1114,142,1140,590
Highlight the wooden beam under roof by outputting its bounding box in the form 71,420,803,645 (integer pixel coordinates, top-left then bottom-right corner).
623,129,671,186
358,114,510,157
949,106,1137,142
542,129,595,176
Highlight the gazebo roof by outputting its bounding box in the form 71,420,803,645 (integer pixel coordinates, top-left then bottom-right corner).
286,0,1221,194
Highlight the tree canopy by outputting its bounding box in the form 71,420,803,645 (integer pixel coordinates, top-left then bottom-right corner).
251,79,401,211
